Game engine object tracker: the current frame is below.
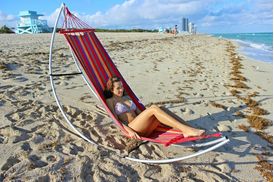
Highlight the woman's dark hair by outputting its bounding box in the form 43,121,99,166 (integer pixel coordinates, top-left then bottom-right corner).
103,76,122,99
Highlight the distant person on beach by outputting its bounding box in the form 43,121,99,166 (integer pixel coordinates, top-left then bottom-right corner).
173,25,178,36
104,76,205,139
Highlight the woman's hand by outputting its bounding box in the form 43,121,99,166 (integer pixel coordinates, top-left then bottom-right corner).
128,130,141,140
124,125,141,140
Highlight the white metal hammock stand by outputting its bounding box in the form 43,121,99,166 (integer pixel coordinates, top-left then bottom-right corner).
49,3,230,164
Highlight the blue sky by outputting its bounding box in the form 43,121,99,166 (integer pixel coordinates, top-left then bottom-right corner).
0,0,272,33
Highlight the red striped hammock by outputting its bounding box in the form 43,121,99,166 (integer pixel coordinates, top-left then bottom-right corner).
60,7,222,146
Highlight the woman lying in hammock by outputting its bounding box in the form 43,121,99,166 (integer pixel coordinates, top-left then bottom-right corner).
104,76,205,139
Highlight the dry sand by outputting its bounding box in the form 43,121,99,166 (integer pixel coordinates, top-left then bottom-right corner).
0,32,272,181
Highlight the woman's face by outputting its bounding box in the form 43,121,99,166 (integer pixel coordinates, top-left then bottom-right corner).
112,81,124,97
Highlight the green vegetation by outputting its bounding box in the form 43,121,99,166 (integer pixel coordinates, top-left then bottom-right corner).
55,28,158,33
95,28,158,32
0,25,14,33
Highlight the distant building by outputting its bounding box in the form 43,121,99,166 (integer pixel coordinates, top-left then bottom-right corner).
16,11,50,34
188,22,194,33
182,18,189,32
193,25,197,34
181,18,197,34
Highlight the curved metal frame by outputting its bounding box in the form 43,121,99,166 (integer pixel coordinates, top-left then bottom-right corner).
49,3,97,146
126,138,229,163
49,3,230,164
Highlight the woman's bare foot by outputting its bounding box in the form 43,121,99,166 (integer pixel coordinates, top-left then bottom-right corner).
183,129,205,137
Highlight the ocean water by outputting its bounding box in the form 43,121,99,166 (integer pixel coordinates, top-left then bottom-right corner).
212,32,273,62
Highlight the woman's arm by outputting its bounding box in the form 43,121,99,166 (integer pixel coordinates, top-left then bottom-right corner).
106,98,119,119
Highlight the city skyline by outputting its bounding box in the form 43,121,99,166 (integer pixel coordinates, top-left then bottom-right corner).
0,0,272,33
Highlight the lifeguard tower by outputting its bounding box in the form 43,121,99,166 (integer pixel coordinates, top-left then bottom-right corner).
158,27,164,33
16,11,50,34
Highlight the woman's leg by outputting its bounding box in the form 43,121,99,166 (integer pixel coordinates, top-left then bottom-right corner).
128,113,160,137
129,105,204,137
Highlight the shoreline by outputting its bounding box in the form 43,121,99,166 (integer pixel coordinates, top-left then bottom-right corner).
0,33,272,181
209,32,273,63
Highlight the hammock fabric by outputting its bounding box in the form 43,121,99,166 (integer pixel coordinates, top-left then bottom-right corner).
60,7,222,146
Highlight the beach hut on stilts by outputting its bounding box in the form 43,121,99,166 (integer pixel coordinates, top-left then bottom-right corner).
16,11,51,34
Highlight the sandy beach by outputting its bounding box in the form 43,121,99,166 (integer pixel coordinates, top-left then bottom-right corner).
0,32,272,181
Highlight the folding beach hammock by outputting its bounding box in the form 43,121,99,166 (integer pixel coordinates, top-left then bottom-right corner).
49,3,229,164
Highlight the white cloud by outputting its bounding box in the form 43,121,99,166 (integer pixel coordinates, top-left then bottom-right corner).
3,0,270,32
45,0,211,29
0,11,17,27
95,0,209,27
198,0,272,32
41,8,63,27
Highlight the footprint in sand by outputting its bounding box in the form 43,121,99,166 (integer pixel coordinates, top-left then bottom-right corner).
144,165,161,179
13,131,32,144
46,155,57,163
79,156,93,180
32,133,45,144
28,154,48,169
0,134,7,144
63,106,81,118
21,142,32,152
14,76,28,82
69,143,84,155
1,156,21,171
80,94,94,104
